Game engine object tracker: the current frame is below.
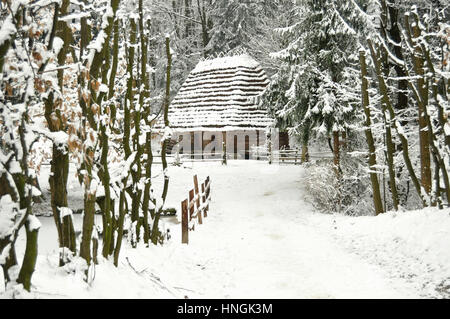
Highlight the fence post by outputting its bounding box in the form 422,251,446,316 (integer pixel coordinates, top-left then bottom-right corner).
256,131,260,161
201,182,207,218
208,176,211,198
174,142,181,166
181,199,188,244
193,175,202,225
190,132,194,160
268,139,272,165
189,189,195,222
206,176,210,214
222,141,227,165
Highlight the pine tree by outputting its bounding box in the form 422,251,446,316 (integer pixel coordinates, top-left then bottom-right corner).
261,0,372,161
206,0,281,56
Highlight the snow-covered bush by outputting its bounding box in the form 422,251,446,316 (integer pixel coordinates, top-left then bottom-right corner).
303,160,338,213
303,155,373,216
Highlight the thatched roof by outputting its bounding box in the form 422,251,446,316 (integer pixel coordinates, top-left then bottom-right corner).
160,54,273,132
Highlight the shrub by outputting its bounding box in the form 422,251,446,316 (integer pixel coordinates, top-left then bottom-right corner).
303,155,373,216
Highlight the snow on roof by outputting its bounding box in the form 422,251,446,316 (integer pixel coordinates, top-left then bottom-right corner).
191,54,261,74
157,54,273,132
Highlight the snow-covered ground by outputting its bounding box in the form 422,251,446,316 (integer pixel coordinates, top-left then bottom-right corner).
2,161,450,298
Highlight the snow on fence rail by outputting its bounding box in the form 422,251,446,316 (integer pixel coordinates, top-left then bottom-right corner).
180,152,224,162
181,175,211,244
134,144,333,166
169,148,333,165
250,146,334,164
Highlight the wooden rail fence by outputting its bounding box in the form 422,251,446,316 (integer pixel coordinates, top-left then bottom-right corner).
150,147,333,165
250,146,334,164
181,175,211,244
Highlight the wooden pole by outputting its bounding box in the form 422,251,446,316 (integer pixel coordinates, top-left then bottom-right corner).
206,176,210,214
222,131,227,165
201,132,204,161
189,189,195,221
193,175,202,224
201,182,207,218
256,130,260,160
190,132,194,159
234,135,238,160
222,141,227,165
181,199,188,244
268,133,272,165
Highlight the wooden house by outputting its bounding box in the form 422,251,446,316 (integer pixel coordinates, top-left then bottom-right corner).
156,54,288,159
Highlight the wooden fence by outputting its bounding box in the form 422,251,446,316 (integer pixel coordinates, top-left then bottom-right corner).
181,175,211,244
250,147,334,164
180,152,223,162
150,146,333,165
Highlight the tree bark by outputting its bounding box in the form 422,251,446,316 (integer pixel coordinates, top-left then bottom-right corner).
404,14,449,206
80,191,96,268
126,18,142,247
301,142,309,163
17,220,39,291
43,0,77,266
409,18,432,197
139,0,153,245
151,36,172,245
359,50,384,215
49,144,76,264
113,189,127,267
333,131,340,169
1,243,17,286
368,39,426,207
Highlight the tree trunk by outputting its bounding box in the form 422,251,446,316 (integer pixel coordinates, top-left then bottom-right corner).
113,188,127,267
422,47,450,205
405,14,432,196
333,131,340,169
49,145,76,265
126,18,142,247
383,1,409,123
368,39,426,207
301,142,309,163
17,220,39,291
142,133,153,245
383,115,400,211
333,131,342,213
151,36,172,245
97,0,120,255
380,0,410,206
44,0,77,265
378,35,400,211
359,50,384,215
139,0,152,245
416,61,432,198
99,125,113,257
1,243,18,286
79,190,96,271
197,0,210,56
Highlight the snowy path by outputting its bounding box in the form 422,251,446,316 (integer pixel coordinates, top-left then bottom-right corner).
127,161,420,298
9,161,446,298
